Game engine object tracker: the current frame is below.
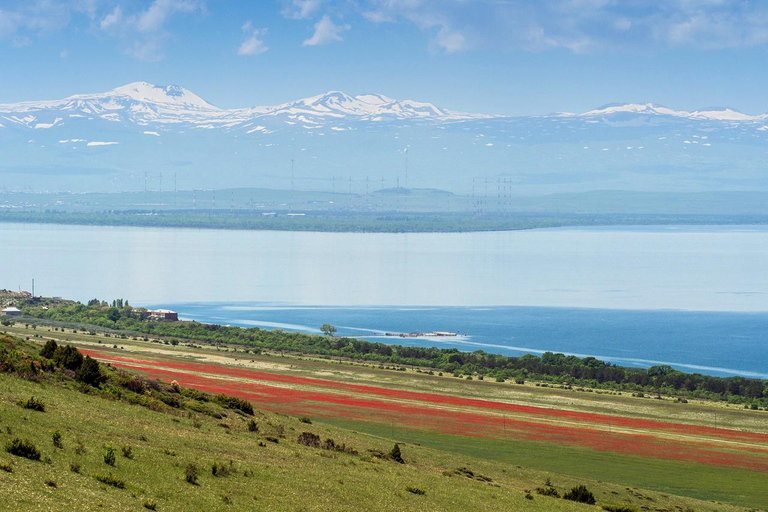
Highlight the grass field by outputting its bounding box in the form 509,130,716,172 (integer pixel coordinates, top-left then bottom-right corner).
2,322,767,510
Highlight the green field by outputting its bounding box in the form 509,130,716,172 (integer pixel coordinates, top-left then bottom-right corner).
1,323,766,511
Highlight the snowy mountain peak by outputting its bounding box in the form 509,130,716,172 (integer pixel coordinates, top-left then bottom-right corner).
101,82,218,111
578,102,761,121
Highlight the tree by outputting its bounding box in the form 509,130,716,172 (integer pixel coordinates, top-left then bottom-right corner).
53,345,84,371
40,340,58,359
75,356,103,387
320,324,337,337
107,307,121,324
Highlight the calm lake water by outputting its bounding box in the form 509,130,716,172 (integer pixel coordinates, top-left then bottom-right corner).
2,222,767,377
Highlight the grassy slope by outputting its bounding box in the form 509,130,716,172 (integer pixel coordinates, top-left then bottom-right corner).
1,328,765,510
0,360,636,512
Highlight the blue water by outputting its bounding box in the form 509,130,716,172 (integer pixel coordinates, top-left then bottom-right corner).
155,303,768,379
3,223,768,378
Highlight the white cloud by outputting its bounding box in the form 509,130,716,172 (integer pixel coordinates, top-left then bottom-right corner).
433,26,465,53
136,0,200,33
282,0,323,20
59,48,67,58
238,22,268,56
358,0,768,53
302,14,349,46
97,0,205,61
99,6,121,31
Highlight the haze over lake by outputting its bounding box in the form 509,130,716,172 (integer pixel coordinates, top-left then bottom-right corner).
3,222,768,311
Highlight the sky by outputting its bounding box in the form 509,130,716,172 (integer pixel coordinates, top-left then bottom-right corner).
1,0,767,116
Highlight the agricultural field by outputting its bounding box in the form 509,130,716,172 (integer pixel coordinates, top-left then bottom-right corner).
2,322,767,510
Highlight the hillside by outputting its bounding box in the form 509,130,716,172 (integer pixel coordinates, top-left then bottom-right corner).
1,301,767,510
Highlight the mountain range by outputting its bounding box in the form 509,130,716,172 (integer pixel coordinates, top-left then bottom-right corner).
1,82,767,196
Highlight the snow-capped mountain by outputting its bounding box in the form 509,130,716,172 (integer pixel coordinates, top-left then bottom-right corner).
2,82,768,196
572,102,766,122
0,82,485,131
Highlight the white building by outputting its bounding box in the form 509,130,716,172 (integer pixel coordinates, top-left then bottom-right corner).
1,307,22,317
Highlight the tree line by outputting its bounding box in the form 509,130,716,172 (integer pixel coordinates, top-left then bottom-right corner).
14,299,768,408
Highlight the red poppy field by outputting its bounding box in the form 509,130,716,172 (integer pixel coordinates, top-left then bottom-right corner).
81,348,768,474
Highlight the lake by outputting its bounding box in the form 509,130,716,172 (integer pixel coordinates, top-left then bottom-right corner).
2,222,767,377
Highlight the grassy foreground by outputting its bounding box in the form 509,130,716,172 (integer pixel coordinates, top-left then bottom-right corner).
1,326,766,511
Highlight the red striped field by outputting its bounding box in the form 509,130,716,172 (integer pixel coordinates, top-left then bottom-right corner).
81,348,768,474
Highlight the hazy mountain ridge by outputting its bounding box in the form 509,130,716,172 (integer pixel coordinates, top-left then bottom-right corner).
2,82,768,196
2,82,767,130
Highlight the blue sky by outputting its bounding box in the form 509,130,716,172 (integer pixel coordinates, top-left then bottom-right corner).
1,0,767,116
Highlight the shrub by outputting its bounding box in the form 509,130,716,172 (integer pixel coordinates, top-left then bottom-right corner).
535,487,560,497
563,485,596,505
299,417,312,424
75,356,103,387
185,463,198,484
211,460,234,477
5,438,41,461
121,446,133,459
18,396,45,412
406,486,425,495
602,506,636,512
214,394,253,415
53,344,83,371
52,431,63,449
40,339,58,359
0,461,12,472
103,445,116,466
297,432,321,448
45,479,57,488
389,443,404,464
69,461,81,473
74,441,86,455
143,500,157,510
247,419,258,432
95,473,125,489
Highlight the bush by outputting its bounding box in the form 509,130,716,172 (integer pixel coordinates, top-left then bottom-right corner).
5,438,41,461
69,461,81,473
121,446,133,459
95,473,125,489
563,485,596,505
53,344,84,371
103,445,116,466
185,463,198,484
214,394,253,415
40,340,58,359
405,486,425,495
299,417,312,424
45,479,57,488
75,356,103,387
18,396,45,412
602,506,636,512
143,500,157,510
212,460,234,477
247,419,258,432
389,443,404,464
0,461,12,473
535,486,560,497
52,431,63,449
297,432,321,448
